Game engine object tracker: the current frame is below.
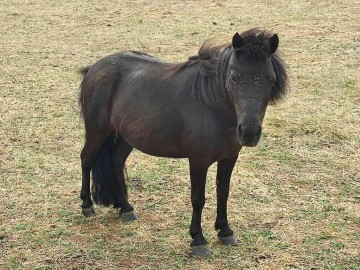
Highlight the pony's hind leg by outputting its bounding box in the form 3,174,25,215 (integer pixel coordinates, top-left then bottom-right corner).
80,130,111,216
111,135,137,221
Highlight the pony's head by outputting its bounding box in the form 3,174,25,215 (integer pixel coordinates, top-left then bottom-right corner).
226,29,289,146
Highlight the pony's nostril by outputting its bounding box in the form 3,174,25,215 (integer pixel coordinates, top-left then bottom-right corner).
256,126,261,136
255,125,262,137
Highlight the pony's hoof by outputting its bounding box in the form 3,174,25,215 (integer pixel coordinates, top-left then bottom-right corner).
219,235,238,246
82,206,95,217
121,211,138,222
191,245,212,257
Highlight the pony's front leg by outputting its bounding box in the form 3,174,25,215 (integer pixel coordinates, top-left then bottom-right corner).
189,161,211,257
215,154,238,246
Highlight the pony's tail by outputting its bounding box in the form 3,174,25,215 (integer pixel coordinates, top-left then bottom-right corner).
91,132,118,207
78,66,91,119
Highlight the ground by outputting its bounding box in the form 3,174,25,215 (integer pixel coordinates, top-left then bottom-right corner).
0,0,359,269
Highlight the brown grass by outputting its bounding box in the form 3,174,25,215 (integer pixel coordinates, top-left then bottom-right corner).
1,0,359,269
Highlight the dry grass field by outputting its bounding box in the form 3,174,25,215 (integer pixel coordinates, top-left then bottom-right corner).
1,0,359,269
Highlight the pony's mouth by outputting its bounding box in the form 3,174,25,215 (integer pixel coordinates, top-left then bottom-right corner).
237,137,260,147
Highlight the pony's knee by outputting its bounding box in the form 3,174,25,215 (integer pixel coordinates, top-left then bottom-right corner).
80,149,95,172
191,195,205,210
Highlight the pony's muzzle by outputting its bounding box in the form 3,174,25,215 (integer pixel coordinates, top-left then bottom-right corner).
237,124,262,147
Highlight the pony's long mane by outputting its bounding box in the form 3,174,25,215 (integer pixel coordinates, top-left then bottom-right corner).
166,40,234,121
192,42,234,120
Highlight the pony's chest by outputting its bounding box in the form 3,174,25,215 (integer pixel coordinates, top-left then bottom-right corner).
191,124,241,162
214,130,241,160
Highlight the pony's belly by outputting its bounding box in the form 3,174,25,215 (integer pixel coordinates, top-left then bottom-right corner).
124,135,185,158
112,112,185,158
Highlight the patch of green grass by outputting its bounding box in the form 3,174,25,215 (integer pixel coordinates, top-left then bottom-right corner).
7,257,22,269
13,221,36,231
259,229,279,240
34,266,53,270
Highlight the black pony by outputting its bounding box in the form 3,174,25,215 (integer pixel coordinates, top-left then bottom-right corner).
78,28,289,257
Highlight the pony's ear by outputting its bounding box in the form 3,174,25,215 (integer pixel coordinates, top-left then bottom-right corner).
269,34,279,54
232,32,244,50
